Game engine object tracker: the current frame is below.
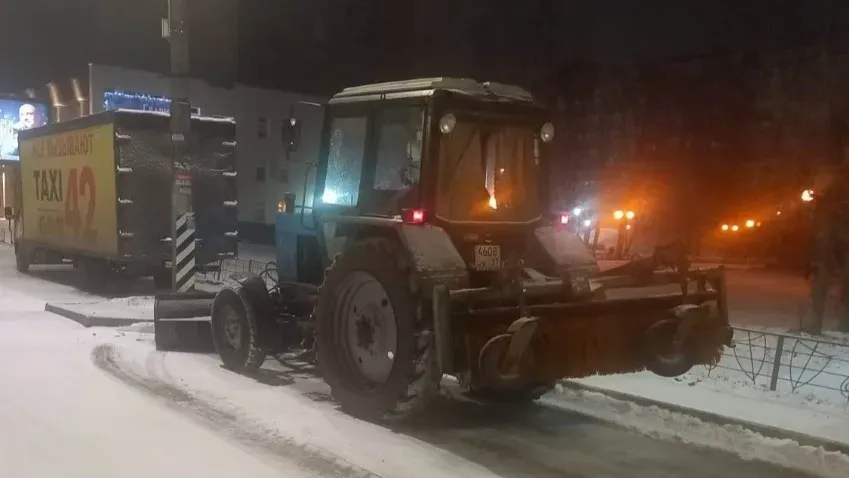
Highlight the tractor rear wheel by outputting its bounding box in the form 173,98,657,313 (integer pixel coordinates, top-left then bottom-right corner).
316,237,441,421
211,286,267,373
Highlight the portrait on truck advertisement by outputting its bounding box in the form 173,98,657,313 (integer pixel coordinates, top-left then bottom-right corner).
18,123,118,256
0,99,49,161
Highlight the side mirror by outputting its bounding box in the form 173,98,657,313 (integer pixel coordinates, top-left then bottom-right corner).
282,117,302,152
3,206,12,221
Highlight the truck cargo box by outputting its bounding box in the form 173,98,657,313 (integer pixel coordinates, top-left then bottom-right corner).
17,109,237,269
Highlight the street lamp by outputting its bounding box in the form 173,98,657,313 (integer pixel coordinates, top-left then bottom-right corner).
721,224,729,231
731,225,740,232
613,210,624,220
802,189,815,202
745,219,756,229
625,210,635,220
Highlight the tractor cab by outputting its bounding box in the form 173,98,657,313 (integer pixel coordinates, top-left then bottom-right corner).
278,78,582,289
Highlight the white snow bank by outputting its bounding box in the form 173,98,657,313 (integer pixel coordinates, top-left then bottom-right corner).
115,321,155,334
566,327,849,447
105,296,155,309
544,386,849,478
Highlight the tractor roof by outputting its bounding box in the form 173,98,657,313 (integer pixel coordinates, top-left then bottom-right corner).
329,77,536,105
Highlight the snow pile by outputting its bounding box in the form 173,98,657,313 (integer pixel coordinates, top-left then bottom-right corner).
544,386,849,478
105,296,155,309
115,321,155,334
565,327,849,449
670,328,849,410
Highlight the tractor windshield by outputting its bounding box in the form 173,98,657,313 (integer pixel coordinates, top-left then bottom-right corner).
435,121,541,222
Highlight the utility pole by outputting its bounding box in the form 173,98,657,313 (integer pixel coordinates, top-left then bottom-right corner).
165,0,196,292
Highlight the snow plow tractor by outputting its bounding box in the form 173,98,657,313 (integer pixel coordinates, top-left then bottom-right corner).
154,78,732,421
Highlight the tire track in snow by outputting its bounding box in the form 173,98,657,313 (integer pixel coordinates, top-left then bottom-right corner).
91,343,380,478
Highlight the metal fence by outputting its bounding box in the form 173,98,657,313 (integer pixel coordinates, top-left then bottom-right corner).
697,326,849,403
195,257,278,290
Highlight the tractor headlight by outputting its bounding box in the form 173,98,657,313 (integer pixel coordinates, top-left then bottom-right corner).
540,122,555,143
439,113,456,134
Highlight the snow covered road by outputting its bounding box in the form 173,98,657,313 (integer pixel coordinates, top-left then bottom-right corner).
92,331,815,478
0,246,825,478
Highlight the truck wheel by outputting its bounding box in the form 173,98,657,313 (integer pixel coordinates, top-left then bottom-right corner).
316,237,441,421
14,242,30,273
210,286,267,373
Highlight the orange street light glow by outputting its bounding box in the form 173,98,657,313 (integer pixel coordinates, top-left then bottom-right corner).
802,189,815,202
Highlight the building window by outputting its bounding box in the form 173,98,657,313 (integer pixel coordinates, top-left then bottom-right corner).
257,116,269,138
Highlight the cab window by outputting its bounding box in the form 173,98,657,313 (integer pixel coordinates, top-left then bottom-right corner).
322,116,367,206
373,107,423,191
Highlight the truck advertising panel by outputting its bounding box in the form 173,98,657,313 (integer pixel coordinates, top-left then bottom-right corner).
19,123,118,256
0,99,49,161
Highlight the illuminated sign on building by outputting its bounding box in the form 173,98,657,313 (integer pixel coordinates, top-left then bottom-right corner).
103,90,201,116
0,99,50,161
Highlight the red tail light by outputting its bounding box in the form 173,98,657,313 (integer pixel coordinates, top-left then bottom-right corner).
558,213,570,225
401,208,427,224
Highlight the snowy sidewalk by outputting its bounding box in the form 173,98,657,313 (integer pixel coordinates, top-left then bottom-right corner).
564,373,849,452
558,328,849,456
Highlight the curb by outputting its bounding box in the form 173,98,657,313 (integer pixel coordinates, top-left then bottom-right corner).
44,303,152,328
560,380,849,456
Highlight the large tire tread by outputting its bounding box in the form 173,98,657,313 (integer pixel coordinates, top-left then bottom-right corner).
316,237,440,421
211,287,267,373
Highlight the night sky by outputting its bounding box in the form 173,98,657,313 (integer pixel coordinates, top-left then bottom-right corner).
0,1,843,95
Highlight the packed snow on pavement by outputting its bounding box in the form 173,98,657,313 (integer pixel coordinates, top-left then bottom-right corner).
92,326,826,478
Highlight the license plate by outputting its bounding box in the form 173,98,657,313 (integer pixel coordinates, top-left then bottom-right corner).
474,244,501,271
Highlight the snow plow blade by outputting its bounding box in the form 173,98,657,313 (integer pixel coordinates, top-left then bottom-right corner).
153,291,216,352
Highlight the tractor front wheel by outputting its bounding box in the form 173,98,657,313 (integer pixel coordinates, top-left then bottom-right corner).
316,237,441,421
211,287,267,373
